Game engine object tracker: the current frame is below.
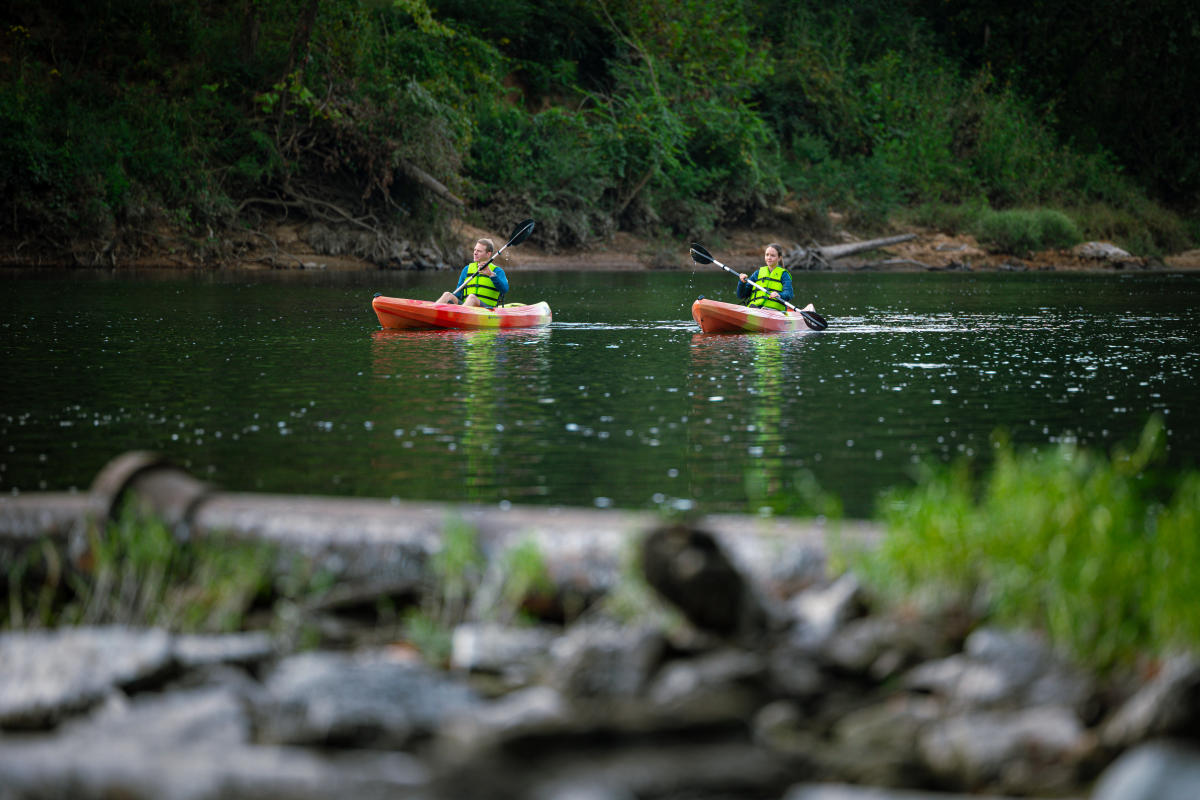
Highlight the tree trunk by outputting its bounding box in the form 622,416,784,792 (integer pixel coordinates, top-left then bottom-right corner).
241,0,261,64
284,0,320,79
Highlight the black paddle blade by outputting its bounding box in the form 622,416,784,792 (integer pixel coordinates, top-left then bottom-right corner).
690,242,714,264
508,218,536,247
801,309,829,331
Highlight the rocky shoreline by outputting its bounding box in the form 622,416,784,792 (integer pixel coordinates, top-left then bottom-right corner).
2,455,1199,800
5,220,1200,273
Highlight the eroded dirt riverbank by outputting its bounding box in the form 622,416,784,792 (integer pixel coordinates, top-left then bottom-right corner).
6,218,1200,273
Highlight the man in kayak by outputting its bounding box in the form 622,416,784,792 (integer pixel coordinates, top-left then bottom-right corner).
437,238,510,308
736,243,793,311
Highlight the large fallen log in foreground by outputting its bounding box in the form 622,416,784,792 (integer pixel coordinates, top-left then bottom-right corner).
0,451,881,610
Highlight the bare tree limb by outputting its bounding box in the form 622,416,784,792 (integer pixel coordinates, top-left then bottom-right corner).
613,166,655,219
399,160,464,207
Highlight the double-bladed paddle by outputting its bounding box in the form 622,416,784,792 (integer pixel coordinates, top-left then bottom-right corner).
452,218,536,297
689,242,829,330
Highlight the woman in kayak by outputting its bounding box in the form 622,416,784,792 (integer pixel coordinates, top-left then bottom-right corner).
437,238,510,308
736,243,793,311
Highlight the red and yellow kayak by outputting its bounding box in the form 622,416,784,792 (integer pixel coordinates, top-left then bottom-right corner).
691,297,823,334
372,296,552,330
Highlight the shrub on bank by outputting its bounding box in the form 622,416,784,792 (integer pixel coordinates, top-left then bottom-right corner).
972,207,1083,254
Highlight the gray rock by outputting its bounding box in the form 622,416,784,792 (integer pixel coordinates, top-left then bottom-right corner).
904,654,1010,705
785,783,1052,799
1100,655,1200,749
0,686,429,800
789,573,862,645
173,631,276,669
549,623,665,698
825,695,942,786
252,649,479,748
436,685,571,757
437,738,792,800
753,699,811,755
58,685,251,747
1072,241,1133,261
645,648,766,724
917,705,1092,794
450,622,557,683
0,626,173,729
766,646,825,699
903,627,1094,713
1091,739,1200,800
822,615,952,680
531,786,637,800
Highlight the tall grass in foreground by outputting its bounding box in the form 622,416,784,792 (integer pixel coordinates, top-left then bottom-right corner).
5,498,285,633
402,520,555,665
852,417,1200,671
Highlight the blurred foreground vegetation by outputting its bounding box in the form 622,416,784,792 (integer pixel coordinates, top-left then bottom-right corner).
6,501,275,633
852,416,1200,672
2,0,1197,264
5,419,1196,675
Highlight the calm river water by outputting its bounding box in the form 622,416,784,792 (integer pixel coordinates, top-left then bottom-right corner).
2,269,1197,518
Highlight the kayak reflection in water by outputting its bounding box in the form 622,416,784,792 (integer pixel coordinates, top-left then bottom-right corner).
437,238,510,308
736,243,793,312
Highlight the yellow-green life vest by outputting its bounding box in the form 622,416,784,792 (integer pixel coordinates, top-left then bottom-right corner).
463,262,502,307
748,265,788,311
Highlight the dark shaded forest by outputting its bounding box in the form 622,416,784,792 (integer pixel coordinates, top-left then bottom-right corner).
2,0,1198,266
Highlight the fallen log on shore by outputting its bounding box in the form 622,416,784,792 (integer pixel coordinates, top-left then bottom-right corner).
786,233,918,270
0,451,881,612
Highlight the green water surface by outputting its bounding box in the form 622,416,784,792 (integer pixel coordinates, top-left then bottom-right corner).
2,269,1196,518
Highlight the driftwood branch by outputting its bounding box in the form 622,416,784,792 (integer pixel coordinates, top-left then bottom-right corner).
786,233,917,270
613,166,655,219
244,229,304,269
399,160,464,207
235,196,305,216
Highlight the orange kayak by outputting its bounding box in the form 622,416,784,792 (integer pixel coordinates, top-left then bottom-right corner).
372,296,552,330
691,297,823,333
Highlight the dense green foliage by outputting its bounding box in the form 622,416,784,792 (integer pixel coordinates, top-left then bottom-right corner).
855,417,1200,671
2,0,1197,264
912,0,1200,207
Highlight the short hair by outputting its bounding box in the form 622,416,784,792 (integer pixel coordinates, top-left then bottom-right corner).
476,238,496,254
